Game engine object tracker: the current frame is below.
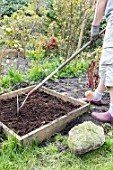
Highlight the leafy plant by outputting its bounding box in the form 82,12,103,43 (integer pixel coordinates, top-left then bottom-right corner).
38,0,95,59
28,52,91,82
0,0,30,18
0,75,11,88
0,65,23,91
8,66,23,83
1,2,41,58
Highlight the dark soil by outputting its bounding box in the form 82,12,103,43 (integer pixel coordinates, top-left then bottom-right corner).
45,76,113,130
0,91,80,136
38,76,113,148
0,74,113,140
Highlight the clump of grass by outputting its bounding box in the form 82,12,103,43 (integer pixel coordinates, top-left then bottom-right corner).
1,132,113,170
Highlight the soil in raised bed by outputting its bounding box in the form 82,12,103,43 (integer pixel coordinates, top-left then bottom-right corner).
0,91,80,136
45,77,113,130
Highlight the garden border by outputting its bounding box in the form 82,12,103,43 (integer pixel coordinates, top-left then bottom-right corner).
0,85,89,144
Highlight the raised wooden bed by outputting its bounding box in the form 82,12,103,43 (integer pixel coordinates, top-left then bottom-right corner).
0,85,89,144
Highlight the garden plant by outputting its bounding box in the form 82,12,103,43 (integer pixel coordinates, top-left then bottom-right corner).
0,0,112,170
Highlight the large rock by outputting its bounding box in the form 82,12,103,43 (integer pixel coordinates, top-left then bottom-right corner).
68,121,105,155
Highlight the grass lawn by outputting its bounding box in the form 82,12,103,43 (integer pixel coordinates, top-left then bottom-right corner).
0,132,113,170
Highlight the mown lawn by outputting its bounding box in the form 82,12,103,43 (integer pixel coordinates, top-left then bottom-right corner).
0,132,113,170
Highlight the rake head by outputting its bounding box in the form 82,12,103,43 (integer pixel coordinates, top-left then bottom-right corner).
16,92,29,115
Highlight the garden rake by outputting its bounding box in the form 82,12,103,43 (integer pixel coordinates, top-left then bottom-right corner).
17,29,106,114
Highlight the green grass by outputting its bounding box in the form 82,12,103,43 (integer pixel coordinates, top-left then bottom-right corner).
1,133,113,170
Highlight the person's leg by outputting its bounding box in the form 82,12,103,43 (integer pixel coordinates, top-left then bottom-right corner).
108,87,113,117
109,87,113,104
92,86,113,122
96,79,106,93
84,79,105,103
91,20,113,122
93,79,106,101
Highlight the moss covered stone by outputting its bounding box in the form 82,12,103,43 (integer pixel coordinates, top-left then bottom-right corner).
68,121,105,155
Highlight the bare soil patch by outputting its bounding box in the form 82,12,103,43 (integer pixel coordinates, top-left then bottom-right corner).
0,74,113,144
0,91,80,136
45,76,113,130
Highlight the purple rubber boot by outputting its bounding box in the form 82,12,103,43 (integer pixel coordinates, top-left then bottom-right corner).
92,111,113,122
82,98,103,106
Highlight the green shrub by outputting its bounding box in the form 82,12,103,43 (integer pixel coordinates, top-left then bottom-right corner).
37,0,95,59
1,5,41,57
0,0,30,18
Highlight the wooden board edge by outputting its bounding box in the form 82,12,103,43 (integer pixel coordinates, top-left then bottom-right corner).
0,85,35,100
0,85,87,106
0,85,89,144
0,121,22,141
20,104,89,144
1,104,89,144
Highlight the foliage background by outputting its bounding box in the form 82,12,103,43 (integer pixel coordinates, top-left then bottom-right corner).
0,0,106,92
0,0,30,18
